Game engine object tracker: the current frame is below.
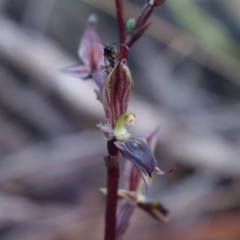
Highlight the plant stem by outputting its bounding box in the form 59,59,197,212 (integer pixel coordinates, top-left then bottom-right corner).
115,0,125,44
115,0,127,60
104,140,119,240
104,3,125,239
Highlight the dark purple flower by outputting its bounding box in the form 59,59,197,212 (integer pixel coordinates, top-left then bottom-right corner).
115,128,172,238
115,136,175,191
78,23,103,71
115,137,158,178
60,15,105,90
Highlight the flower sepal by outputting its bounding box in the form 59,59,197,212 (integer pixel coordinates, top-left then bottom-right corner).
115,136,175,192
102,60,133,127
97,122,113,140
137,200,170,223
59,15,105,90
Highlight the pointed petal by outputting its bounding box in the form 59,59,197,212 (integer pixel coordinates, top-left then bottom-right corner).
78,25,104,70
154,166,176,175
117,190,137,205
99,188,107,195
115,137,158,177
124,161,141,191
114,140,125,150
100,188,137,205
102,60,133,127
91,70,105,90
136,166,151,193
94,89,102,102
116,200,135,238
59,64,91,79
97,123,113,140
115,137,175,192
146,126,160,153
138,200,170,223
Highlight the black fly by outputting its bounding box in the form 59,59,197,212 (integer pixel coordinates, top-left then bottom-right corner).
101,43,128,75
103,44,119,68
100,44,119,75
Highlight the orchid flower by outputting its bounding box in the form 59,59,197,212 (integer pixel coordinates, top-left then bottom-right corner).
60,0,174,237
115,128,172,237
60,15,105,90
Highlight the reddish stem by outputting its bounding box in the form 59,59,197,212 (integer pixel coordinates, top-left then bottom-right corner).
104,1,165,239
115,0,127,60
104,2,125,239
115,0,125,44
104,140,119,240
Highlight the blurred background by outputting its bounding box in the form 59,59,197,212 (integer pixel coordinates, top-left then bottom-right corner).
0,0,240,239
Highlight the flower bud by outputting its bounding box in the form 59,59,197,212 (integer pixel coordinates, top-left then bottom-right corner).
126,18,136,33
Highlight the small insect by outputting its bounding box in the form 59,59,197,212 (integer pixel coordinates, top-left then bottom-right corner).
100,43,119,75
101,43,128,75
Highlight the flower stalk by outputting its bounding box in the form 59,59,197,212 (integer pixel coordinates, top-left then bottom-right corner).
104,1,128,238
104,1,169,239
115,0,126,60
104,143,119,240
